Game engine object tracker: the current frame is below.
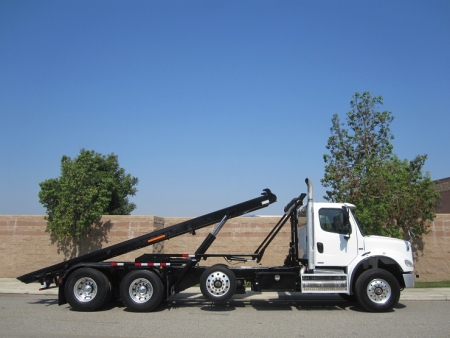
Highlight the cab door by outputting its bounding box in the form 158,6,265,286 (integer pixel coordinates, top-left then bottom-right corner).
313,207,358,267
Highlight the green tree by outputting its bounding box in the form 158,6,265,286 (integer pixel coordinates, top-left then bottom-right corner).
321,92,438,246
39,149,138,257
322,92,394,203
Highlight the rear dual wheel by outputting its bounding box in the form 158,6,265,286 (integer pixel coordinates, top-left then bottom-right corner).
120,270,164,312
65,268,111,311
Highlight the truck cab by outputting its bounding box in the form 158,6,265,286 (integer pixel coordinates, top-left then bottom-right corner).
298,180,415,311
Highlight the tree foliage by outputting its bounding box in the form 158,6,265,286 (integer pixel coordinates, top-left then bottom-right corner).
39,149,138,253
322,92,438,243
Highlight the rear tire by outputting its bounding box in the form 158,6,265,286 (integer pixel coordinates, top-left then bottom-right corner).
120,270,164,312
200,265,236,302
355,268,400,312
64,268,111,311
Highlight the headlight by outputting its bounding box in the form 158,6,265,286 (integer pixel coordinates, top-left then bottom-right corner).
405,259,413,267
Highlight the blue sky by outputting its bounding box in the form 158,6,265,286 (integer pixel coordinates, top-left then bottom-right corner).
1,1,449,217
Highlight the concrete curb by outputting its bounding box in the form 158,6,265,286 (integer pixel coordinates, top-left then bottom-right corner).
2,278,450,301
397,288,450,301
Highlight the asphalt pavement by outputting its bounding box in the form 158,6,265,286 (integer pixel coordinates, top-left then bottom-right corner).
1,278,449,301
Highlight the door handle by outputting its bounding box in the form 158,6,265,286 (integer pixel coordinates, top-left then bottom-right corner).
317,242,324,253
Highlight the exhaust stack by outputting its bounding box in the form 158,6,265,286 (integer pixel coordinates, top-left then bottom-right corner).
305,178,315,271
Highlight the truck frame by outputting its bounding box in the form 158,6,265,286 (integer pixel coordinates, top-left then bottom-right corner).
18,179,415,312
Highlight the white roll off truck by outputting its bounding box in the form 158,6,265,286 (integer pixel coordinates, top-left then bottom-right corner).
18,178,415,312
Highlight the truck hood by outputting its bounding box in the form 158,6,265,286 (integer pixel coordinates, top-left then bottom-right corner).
363,235,414,272
364,235,411,254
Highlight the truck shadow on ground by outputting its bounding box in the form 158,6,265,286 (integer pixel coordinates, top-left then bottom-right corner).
161,299,355,312
26,298,124,312
159,297,406,313
26,296,406,313
27,298,59,307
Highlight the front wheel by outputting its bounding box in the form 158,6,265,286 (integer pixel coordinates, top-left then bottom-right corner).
120,270,164,312
200,265,236,302
64,268,111,311
355,269,400,312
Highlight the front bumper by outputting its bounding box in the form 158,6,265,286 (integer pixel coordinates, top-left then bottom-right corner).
403,272,415,288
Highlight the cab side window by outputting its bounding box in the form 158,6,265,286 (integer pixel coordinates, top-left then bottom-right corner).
319,208,350,235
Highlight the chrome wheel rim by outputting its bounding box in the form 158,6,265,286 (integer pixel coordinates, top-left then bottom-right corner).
205,271,231,297
73,277,97,302
366,278,391,304
128,278,154,303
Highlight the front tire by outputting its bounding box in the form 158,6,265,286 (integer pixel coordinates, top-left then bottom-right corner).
64,268,111,311
355,269,400,312
200,265,236,302
120,270,164,312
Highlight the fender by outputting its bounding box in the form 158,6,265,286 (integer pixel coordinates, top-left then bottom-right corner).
347,254,406,293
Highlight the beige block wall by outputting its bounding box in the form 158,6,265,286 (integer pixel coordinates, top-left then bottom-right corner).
1,214,449,282
414,214,450,282
0,215,164,278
